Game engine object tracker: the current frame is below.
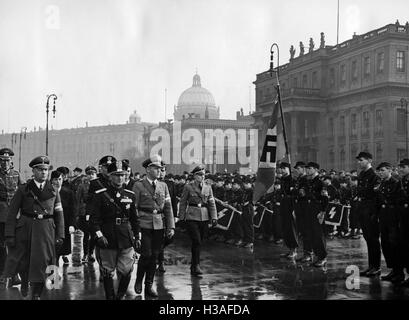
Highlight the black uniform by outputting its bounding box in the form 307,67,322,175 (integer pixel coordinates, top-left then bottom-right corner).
90,184,139,299
278,174,298,250
304,175,328,260
357,167,381,271
241,187,254,244
399,174,409,274
376,176,404,277
260,190,282,241
227,188,244,242
294,175,311,256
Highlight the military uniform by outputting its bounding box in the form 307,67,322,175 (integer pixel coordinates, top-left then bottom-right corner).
0,148,22,280
303,162,328,265
90,161,139,300
179,165,217,276
278,164,298,256
398,159,409,286
4,156,64,299
241,180,255,247
375,163,404,283
132,156,175,297
356,152,381,276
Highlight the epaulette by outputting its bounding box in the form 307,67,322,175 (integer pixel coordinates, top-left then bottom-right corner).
124,189,135,195
95,188,107,194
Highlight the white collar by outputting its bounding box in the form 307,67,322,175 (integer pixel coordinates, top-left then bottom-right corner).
34,180,45,190
147,177,157,185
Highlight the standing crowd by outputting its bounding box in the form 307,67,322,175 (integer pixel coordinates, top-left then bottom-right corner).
0,147,409,300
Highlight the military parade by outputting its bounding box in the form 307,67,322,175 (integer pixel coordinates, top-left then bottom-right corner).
0,146,409,300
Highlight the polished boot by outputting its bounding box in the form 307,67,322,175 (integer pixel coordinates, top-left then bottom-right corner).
381,270,395,281
144,281,158,298
391,270,405,284
102,276,115,300
360,267,373,277
31,282,44,300
134,260,145,294
366,268,381,277
190,264,203,277
20,273,29,298
116,274,131,300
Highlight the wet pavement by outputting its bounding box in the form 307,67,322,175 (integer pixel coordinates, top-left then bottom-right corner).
1,232,409,300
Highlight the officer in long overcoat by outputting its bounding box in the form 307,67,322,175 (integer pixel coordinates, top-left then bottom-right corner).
4,156,64,299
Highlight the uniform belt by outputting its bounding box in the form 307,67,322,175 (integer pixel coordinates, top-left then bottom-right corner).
138,208,161,214
189,203,205,208
114,217,129,225
22,212,53,220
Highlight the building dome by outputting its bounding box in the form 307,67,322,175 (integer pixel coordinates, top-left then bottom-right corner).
129,110,141,124
174,73,220,121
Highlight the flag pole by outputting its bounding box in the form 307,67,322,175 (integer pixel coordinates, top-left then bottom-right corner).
270,43,291,167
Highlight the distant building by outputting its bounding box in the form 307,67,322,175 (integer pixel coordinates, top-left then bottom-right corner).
151,73,255,174
0,111,153,180
253,22,409,171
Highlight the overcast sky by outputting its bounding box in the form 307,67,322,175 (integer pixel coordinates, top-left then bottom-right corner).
0,0,408,133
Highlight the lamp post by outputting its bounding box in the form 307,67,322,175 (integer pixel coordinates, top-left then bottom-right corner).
270,43,291,165
46,94,57,156
11,133,17,151
18,127,27,172
401,98,408,157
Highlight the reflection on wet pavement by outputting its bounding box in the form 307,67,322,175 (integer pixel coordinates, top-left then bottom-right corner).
1,234,408,300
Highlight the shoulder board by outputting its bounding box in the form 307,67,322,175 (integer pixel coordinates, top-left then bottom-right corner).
95,188,107,194
124,189,135,195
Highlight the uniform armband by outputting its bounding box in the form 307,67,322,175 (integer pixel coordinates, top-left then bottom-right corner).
96,231,103,238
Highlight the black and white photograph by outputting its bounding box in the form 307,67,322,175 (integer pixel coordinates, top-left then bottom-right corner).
0,0,409,309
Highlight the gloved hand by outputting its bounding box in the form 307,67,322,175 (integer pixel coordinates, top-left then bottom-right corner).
166,228,175,239
133,238,141,253
211,219,218,227
5,237,15,248
97,236,109,248
317,211,325,224
55,238,63,248
69,226,75,234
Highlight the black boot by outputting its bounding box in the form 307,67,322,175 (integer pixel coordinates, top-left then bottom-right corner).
31,282,44,300
157,250,166,273
102,276,115,300
190,264,203,277
116,273,131,300
144,264,158,298
20,273,29,298
134,259,145,294
144,282,158,298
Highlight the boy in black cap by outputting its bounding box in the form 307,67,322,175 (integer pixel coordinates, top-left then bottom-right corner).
278,162,298,259
356,151,382,277
225,179,244,246
398,158,409,286
241,176,255,249
376,162,405,284
303,162,328,267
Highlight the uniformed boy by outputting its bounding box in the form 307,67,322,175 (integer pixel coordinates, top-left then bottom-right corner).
376,162,405,284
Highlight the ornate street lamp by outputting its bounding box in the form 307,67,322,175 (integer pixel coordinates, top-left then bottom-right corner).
46,94,57,156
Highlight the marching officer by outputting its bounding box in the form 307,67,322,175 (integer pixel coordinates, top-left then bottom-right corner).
277,162,298,259
3,156,64,299
375,162,405,284
303,162,329,267
132,155,175,297
398,158,409,287
0,148,22,288
86,155,116,263
356,152,382,277
179,165,217,277
90,160,139,300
